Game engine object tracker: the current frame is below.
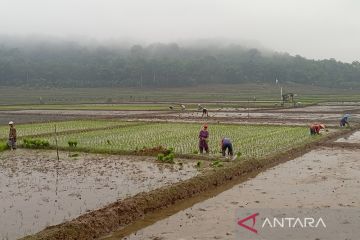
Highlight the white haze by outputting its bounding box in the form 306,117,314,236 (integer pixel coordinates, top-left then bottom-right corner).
0,0,359,62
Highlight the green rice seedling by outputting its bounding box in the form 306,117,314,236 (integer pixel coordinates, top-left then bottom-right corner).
22,138,50,149
157,153,164,161
68,140,78,148
211,159,223,168
156,148,175,163
0,120,138,140
163,152,175,163
0,141,9,152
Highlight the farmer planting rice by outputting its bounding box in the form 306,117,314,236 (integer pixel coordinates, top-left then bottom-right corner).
8,121,17,150
198,124,209,154
202,108,209,117
309,123,325,135
340,114,350,127
221,137,233,157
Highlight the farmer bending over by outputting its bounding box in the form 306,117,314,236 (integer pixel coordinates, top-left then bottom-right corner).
8,121,17,150
199,124,209,154
221,137,233,157
202,108,209,117
310,123,325,135
340,114,350,127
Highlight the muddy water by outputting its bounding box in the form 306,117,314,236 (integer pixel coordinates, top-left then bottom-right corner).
164,111,351,121
120,148,360,240
336,131,360,143
131,118,344,127
320,102,360,106
0,113,81,125
272,105,360,112
0,150,198,240
1,110,164,116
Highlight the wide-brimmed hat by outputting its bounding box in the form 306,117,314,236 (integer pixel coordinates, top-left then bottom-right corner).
9,121,14,125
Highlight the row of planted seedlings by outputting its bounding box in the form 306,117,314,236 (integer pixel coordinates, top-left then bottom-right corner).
0,119,146,152
16,122,320,167
0,120,144,140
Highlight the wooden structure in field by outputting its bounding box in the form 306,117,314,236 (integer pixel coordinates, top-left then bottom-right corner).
282,93,295,103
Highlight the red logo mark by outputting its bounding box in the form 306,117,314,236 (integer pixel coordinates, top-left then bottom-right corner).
238,213,259,234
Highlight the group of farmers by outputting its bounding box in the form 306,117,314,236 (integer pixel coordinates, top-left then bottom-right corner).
5,113,352,156
198,124,233,157
309,114,351,135
169,104,209,118
201,113,352,157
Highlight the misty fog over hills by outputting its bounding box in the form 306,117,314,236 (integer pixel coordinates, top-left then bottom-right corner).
0,36,359,89
1,1,359,89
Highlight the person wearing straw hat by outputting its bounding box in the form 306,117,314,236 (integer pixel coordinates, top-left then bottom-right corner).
8,121,17,150
198,124,209,154
309,123,326,135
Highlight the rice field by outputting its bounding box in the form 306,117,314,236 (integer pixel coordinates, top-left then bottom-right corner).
0,120,140,139
37,123,315,158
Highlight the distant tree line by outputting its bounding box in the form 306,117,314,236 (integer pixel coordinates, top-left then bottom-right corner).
0,40,359,88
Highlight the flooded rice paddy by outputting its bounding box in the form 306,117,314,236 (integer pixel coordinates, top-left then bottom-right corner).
0,149,198,239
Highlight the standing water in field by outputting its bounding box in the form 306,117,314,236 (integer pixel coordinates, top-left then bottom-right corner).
336,131,360,143
120,147,360,240
0,149,198,240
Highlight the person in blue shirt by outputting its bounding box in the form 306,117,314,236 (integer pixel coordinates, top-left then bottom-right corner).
340,114,350,127
221,137,233,157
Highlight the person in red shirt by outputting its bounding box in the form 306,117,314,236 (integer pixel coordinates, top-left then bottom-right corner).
198,124,209,154
309,123,325,135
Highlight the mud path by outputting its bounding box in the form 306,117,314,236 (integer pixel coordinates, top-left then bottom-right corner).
0,110,169,126
264,104,360,113
0,150,198,240
163,111,358,120
120,147,360,240
127,117,342,127
128,113,354,127
3,104,359,127
131,107,360,126
336,130,360,143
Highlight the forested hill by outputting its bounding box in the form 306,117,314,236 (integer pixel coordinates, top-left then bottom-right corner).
0,40,359,88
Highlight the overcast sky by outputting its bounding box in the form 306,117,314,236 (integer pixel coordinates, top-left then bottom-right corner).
0,0,359,62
